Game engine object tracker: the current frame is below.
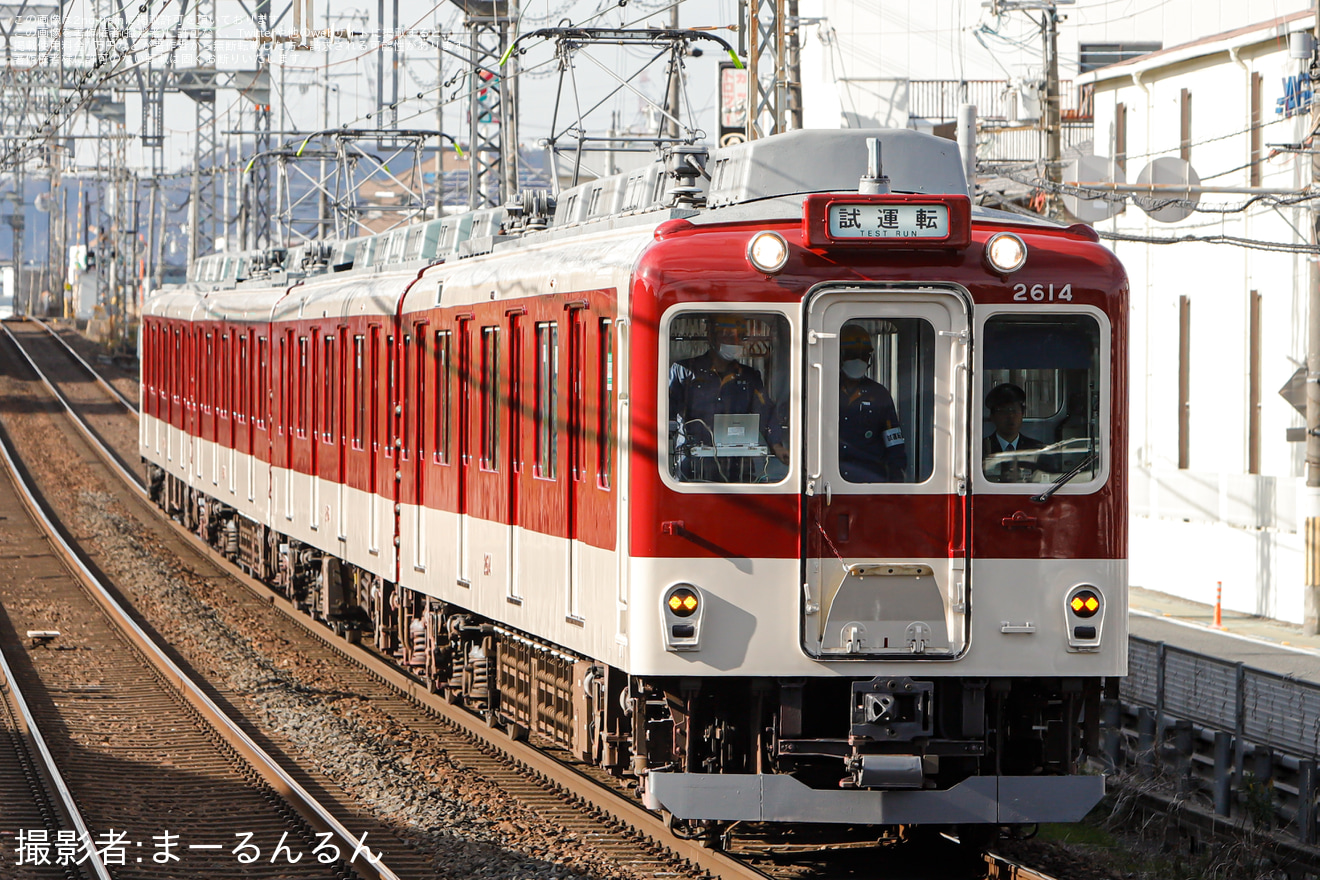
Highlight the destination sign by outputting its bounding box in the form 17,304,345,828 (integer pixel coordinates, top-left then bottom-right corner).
826,203,949,240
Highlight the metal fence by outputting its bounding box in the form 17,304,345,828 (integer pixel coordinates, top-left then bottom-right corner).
907,79,1087,122
1123,637,1320,762
1117,635,1320,844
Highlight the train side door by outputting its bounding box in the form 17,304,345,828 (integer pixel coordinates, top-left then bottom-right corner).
566,306,587,620
308,329,321,532
368,325,383,554
456,316,474,586
802,286,971,659
507,312,525,603
411,322,429,571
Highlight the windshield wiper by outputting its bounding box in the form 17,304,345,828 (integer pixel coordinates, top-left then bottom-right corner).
1031,452,1098,504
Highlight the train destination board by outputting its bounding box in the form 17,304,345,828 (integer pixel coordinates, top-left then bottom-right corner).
827,203,949,239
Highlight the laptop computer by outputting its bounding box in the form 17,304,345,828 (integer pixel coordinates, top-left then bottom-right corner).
712,413,760,454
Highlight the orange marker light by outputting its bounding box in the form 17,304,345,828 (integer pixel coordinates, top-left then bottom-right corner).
668,588,700,618
1070,590,1100,619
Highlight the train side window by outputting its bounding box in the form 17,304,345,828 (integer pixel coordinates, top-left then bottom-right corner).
598,317,613,489
204,333,214,414
322,336,335,443
535,322,558,479
172,329,180,405
238,335,249,423
480,326,500,471
353,335,366,449
221,334,230,421
385,334,395,459
666,311,791,484
837,318,935,485
411,328,425,460
256,336,268,429
337,331,349,445
288,334,297,434
509,317,523,470
297,336,309,438
434,330,451,464
980,314,1102,486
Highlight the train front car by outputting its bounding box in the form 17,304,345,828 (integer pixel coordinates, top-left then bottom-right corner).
630,130,1127,832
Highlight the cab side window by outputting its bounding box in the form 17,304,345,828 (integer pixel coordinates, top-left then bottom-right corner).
666,311,790,484
981,314,1102,484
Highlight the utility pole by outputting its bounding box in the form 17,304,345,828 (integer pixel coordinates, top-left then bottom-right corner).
1305,0,1320,634
1042,3,1062,218
989,0,1071,216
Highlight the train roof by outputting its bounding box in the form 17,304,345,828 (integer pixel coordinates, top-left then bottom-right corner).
158,127,1070,309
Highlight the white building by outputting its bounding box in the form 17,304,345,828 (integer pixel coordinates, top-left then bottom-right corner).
791,1,1320,623
1084,11,1318,622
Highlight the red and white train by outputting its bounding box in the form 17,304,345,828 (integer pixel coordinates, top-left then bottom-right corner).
141,127,1127,834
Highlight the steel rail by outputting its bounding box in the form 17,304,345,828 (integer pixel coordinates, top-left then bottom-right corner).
0,642,113,880
2,322,146,491
0,328,404,880
30,319,139,413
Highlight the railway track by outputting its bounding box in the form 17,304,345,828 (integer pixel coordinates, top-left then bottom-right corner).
0,335,409,879
0,629,108,880
1,317,1068,880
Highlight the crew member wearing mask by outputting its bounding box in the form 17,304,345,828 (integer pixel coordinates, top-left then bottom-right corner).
668,314,788,479
838,323,907,482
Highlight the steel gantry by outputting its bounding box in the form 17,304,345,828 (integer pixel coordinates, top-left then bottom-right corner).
746,0,802,140
449,1,516,208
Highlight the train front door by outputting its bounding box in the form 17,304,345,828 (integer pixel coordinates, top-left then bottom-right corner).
802,285,971,658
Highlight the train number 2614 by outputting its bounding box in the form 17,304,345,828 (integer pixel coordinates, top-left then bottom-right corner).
1013,282,1073,302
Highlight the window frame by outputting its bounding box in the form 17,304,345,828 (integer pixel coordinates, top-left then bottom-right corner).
656,303,799,495
972,305,1112,496
479,325,501,472
433,329,452,465
534,321,559,480
352,334,367,449
597,317,614,490
322,334,336,444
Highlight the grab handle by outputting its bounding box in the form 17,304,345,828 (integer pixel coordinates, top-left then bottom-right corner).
810,361,824,483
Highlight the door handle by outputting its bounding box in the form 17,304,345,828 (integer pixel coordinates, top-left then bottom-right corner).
1001,511,1039,530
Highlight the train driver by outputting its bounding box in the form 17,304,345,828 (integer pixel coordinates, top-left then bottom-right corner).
668,314,789,480
837,323,908,482
983,382,1046,482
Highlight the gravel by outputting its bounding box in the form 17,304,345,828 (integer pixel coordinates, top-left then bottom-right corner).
0,352,659,880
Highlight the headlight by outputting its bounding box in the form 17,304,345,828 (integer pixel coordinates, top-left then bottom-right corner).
984,232,1027,273
747,230,789,274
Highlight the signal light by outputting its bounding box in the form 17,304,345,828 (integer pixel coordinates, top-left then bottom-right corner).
668,588,699,618
1069,590,1100,618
